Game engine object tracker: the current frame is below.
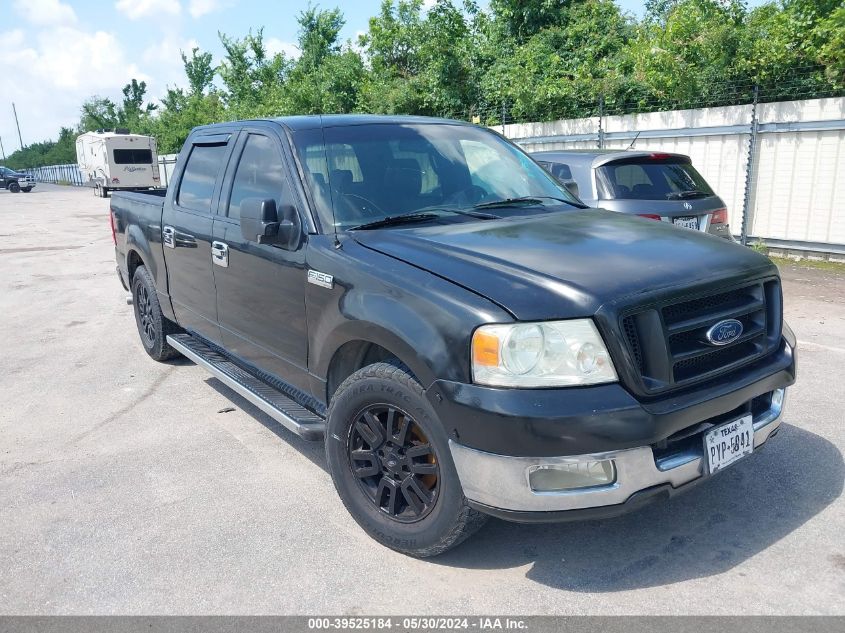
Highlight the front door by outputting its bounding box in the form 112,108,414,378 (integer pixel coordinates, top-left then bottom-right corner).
162,133,234,343
211,130,309,393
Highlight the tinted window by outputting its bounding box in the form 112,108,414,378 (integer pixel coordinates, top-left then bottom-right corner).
596,158,714,200
177,143,228,212
292,124,575,230
113,149,153,164
227,135,290,221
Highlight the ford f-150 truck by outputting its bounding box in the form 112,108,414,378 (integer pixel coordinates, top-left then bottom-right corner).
111,115,796,557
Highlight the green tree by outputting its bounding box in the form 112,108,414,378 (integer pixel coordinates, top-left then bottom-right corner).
285,6,364,114
182,47,216,96
79,96,118,131
489,0,573,40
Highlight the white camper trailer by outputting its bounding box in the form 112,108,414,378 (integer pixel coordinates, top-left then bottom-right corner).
76,131,161,197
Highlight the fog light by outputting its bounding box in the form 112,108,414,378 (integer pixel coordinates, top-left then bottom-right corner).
528,459,616,492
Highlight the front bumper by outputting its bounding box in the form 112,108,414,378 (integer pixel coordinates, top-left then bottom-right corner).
449,387,785,519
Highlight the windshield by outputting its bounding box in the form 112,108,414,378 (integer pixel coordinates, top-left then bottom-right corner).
291,122,579,230
596,157,714,200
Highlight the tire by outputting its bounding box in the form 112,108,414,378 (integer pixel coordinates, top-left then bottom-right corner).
326,361,487,557
131,265,181,361
22,188,32,193
102,186,109,198
8,182,20,193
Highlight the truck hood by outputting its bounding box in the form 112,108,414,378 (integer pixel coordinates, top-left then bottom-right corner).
352,209,776,320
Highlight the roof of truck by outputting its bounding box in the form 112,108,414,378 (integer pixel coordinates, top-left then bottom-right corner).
193,114,477,134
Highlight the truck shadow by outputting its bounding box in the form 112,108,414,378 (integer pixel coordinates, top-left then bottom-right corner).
431,423,843,591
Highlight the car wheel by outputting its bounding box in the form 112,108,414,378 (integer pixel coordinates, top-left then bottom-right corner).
22,188,32,193
131,265,181,362
8,182,20,193
326,361,487,557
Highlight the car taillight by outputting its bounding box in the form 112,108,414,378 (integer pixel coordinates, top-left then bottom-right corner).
710,208,728,224
637,213,662,221
109,208,117,244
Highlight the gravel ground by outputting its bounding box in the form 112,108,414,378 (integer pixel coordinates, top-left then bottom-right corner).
0,184,842,615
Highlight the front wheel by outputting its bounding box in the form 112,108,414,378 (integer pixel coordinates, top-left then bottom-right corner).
131,265,180,361
8,182,20,193
326,362,487,557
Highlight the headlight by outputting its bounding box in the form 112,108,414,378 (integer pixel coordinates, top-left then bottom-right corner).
471,319,617,387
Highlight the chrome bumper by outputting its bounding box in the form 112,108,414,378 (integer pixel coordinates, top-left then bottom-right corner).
449,387,786,513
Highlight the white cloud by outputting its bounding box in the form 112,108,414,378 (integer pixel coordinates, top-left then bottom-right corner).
142,35,202,99
188,0,229,18
0,25,145,145
13,0,78,27
265,37,300,60
115,0,181,21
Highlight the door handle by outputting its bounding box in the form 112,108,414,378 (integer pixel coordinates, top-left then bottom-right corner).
211,241,229,268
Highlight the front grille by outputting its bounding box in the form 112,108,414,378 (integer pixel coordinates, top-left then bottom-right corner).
619,279,782,393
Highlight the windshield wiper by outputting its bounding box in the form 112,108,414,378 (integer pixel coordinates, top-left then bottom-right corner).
414,205,502,220
348,212,442,231
473,196,587,210
666,190,708,200
349,207,501,231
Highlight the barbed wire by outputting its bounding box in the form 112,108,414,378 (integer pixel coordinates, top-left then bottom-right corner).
449,64,844,127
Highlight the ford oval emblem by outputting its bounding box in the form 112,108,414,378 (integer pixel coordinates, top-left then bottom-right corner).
706,319,744,346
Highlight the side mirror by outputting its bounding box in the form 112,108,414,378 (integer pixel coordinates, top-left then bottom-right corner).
561,179,580,199
240,197,301,249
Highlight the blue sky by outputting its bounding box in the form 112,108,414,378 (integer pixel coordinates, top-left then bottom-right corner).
0,0,765,155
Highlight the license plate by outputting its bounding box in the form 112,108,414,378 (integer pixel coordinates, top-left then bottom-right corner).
704,415,754,474
673,215,699,230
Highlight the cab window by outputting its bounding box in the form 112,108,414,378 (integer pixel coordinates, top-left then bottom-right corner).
176,142,228,213
227,134,291,221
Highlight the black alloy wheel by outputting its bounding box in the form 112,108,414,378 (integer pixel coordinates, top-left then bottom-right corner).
135,281,156,347
348,404,440,523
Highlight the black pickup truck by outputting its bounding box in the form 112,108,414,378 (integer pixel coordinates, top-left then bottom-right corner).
111,115,796,557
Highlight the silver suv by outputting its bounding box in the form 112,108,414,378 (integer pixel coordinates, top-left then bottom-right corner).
532,150,733,240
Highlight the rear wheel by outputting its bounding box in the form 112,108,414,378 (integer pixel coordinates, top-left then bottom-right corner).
131,265,180,361
22,188,32,193
326,361,487,557
8,182,20,193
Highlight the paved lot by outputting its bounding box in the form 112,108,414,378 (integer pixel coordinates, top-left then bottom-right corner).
1,184,843,615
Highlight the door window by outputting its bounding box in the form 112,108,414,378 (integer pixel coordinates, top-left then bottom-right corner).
177,143,228,212
227,134,290,221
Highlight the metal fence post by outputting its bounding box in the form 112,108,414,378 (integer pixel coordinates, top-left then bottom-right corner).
598,94,605,149
740,84,759,246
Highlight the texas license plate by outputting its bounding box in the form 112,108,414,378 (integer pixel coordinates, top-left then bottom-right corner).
673,215,699,230
704,415,754,474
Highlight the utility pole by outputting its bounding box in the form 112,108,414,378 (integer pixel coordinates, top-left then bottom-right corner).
0,135,6,161
12,103,24,149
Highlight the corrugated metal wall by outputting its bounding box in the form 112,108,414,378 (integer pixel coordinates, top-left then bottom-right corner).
508,97,845,250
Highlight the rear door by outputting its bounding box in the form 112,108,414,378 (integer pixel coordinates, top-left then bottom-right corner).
211,127,310,392
162,131,236,344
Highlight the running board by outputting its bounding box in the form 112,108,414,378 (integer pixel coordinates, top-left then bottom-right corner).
167,333,326,441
